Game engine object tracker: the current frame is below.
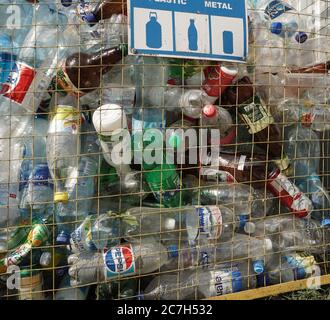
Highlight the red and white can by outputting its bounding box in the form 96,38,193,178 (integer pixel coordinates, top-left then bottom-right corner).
202,65,238,98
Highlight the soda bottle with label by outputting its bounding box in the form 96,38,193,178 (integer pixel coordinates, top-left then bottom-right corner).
67,238,178,285
223,76,290,171
213,150,312,218
55,44,128,97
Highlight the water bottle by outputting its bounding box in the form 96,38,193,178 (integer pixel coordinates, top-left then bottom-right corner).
124,205,248,245
212,234,273,274
258,0,308,43
55,154,98,244
243,216,329,254
25,164,53,214
263,252,320,285
284,123,330,222
164,86,217,120
47,105,81,202
132,56,167,164
192,183,254,218
92,104,131,175
142,261,256,300
68,238,178,286
70,213,122,253
0,140,28,228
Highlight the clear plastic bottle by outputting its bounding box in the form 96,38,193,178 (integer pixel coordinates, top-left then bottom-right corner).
47,105,81,202
284,123,330,222
68,238,178,286
142,261,256,300
124,205,247,245
243,216,328,254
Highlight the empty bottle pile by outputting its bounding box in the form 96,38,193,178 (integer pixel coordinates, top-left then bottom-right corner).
1,0,330,300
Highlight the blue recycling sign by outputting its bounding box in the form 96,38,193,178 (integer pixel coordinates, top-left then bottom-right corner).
128,0,248,62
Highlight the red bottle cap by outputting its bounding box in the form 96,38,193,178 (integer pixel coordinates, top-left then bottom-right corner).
202,104,217,118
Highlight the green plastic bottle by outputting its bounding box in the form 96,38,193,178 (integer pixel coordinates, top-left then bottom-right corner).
143,161,182,208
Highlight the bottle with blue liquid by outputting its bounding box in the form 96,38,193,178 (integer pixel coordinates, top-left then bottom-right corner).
284,123,330,223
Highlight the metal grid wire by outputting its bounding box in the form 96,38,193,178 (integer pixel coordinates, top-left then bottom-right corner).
0,0,330,300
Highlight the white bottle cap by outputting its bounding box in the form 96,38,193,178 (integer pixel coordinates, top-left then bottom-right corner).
264,238,273,251
244,222,256,234
221,66,239,77
164,218,176,231
92,104,127,136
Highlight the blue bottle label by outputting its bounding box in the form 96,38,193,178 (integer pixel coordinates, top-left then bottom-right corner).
104,244,136,279
77,3,98,25
212,266,242,296
265,0,294,20
195,206,223,241
32,165,53,188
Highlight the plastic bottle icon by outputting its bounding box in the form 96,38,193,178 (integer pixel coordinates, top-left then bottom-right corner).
188,19,198,51
146,12,162,49
223,30,234,54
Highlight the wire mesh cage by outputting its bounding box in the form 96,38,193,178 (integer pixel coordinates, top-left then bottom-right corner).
0,0,330,301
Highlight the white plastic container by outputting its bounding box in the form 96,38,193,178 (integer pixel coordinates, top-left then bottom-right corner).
93,104,131,175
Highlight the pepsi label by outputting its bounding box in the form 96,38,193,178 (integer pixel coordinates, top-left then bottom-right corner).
0,61,35,104
104,244,136,279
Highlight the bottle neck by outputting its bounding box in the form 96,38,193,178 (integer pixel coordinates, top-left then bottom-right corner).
87,44,128,74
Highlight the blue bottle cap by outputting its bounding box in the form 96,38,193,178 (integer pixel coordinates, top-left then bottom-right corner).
321,219,330,227
239,215,248,230
270,22,283,35
253,260,265,274
295,31,308,43
167,245,178,258
56,231,71,245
